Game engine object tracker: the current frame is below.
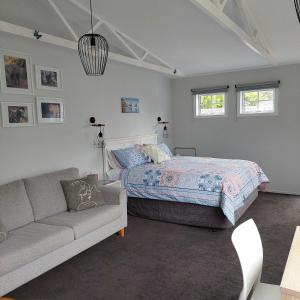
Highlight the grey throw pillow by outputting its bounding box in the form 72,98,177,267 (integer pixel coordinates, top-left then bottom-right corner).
0,220,8,243
61,175,106,211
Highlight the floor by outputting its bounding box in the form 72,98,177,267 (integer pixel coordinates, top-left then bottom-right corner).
9,192,300,300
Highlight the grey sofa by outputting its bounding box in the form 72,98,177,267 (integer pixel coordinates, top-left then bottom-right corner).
0,168,127,296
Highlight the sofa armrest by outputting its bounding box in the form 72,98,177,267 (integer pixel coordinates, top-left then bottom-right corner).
98,185,127,206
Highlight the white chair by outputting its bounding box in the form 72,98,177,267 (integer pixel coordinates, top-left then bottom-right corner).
231,219,281,300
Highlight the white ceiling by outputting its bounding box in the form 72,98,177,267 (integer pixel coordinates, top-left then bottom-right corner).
0,0,299,76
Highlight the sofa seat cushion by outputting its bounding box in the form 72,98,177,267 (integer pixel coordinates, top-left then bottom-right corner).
39,205,122,239
0,180,34,231
24,168,79,221
0,222,74,277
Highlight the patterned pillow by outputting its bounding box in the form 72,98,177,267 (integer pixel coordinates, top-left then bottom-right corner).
112,147,149,169
157,143,173,157
141,144,171,164
61,174,105,211
134,144,152,162
0,220,7,243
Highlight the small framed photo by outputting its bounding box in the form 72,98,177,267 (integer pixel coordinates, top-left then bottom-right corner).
121,97,140,113
36,97,64,124
35,65,62,90
1,102,35,127
0,50,33,94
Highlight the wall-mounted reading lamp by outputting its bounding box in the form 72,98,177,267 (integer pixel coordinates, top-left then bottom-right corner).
90,117,105,147
157,117,169,139
90,117,106,179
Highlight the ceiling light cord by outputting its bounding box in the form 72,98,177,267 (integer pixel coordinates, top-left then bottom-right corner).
90,0,94,35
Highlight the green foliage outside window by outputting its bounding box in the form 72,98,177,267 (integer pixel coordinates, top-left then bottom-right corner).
243,90,273,107
200,93,225,109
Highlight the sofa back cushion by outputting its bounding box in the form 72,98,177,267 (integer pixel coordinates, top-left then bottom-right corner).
0,180,34,231
24,168,79,220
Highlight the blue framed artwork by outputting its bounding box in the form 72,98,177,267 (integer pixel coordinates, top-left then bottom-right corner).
121,97,140,113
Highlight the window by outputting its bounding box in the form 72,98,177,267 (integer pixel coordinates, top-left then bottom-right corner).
236,81,280,116
194,92,227,117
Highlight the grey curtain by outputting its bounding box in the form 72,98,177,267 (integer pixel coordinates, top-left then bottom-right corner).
191,85,229,95
235,81,280,92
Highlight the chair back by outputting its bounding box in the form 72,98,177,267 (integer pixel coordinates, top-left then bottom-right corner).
231,219,263,300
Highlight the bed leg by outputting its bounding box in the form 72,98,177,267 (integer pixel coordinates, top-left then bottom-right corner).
118,228,125,237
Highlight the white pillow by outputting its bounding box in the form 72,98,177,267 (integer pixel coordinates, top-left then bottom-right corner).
141,145,171,164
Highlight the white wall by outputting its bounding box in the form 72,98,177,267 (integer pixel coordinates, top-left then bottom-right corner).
171,64,300,194
0,32,172,184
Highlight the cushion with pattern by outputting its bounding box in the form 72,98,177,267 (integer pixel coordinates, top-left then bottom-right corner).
61,175,105,211
111,147,149,169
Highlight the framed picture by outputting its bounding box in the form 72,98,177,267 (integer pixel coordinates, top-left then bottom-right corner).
1,102,34,127
36,97,64,124
121,97,140,113
0,50,32,94
35,65,62,90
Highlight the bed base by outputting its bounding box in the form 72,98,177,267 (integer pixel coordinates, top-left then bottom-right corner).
128,189,258,229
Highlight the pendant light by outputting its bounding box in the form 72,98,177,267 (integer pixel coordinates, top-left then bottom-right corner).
295,0,300,23
78,0,109,76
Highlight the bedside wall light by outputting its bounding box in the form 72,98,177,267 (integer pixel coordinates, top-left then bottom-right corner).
90,116,106,179
157,117,169,139
90,117,105,147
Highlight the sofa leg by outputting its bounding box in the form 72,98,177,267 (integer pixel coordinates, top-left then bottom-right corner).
118,228,125,237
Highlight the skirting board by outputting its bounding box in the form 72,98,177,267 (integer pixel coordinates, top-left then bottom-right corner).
265,190,300,196
0,215,127,297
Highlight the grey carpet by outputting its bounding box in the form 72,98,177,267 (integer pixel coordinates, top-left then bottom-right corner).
8,192,300,300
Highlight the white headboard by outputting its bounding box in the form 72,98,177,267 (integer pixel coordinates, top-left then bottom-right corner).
103,134,158,174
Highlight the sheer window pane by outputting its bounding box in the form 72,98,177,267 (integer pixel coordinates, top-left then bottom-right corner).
240,88,276,115
196,93,226,117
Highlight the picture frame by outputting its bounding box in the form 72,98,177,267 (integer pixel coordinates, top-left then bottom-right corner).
1,102,35,127
0,50,33,94
121,97,140,113
36,97,64,124
35,65,63,90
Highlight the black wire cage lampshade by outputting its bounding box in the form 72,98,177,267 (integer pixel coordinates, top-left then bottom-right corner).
295,0,300,23
78,0,109,76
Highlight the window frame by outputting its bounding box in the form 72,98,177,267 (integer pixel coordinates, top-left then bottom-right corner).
193,91,228,119
237,87,279,117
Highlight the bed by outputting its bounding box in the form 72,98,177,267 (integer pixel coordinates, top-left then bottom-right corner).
103,134,269,229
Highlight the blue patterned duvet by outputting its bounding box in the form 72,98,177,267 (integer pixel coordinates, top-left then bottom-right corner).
120,156,269,224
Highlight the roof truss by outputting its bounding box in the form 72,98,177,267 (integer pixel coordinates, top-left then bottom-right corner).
67,0,177,71
190,0,277,65
0,21,180,76
47,0,79,41
0,0,182,76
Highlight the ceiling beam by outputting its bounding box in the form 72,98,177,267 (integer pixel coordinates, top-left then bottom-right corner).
47,0,79,41
108,29,140,60
212,0,228,11
141,52,148,61
219,0,228,11
0,21,180,77
67,0,180,72
88,19,103,34
234,0,275,63
234,0,255,37
190,0,277,65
